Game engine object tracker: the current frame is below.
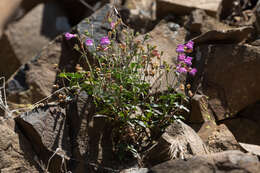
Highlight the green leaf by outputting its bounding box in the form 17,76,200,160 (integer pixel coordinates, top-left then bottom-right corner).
59,73,67,78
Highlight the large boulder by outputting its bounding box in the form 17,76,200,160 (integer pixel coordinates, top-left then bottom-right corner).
193,44,260,120
0,2,70,79
149,150,260,173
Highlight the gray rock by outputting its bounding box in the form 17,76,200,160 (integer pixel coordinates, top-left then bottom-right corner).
149,150,260,173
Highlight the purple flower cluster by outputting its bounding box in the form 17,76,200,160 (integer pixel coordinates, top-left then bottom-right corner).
65,31,111,49
176,41,197,76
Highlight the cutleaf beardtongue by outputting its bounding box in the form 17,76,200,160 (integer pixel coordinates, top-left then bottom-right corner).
176,41,197,75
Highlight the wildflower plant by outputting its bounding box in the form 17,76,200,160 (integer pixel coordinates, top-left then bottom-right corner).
59,13,197,161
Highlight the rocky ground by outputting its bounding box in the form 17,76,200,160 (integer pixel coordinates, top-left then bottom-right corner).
0,0,260,173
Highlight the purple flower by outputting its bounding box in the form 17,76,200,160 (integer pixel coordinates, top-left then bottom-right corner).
184,56,193,66
189,68,197,76
100,36,110,46
186,40,194,50
178,53,186,62
176,44,185,53
177,66,187,74
65,32,76,40
85,39,94,46
110,21,116,29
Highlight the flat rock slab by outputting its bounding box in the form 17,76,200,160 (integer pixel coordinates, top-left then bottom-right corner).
192,26,253,44
157,0,222,17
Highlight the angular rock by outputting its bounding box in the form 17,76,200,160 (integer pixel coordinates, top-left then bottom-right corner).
193,44,260,120
0,2,70,79
197,122,242,153
15,103,70,173
190,94,215,123
144,120,209,166
221,101,260,145
192,26,253,44
149,150,260,173
157,0,222,18
0,118,40,172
